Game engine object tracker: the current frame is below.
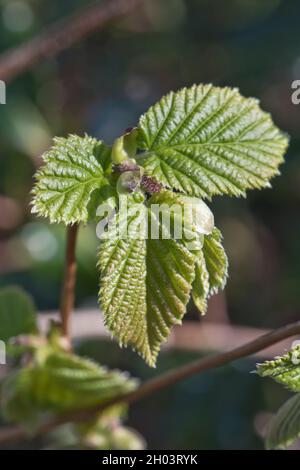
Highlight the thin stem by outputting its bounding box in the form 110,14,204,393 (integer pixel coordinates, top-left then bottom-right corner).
0,0,143,83
59,225,78,342
65,319,300,419
0,319,299,445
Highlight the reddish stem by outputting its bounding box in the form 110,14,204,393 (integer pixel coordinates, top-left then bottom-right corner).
59,225,78,343
0,0,143,83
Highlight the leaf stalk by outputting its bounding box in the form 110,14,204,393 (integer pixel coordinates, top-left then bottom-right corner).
59,224,79,345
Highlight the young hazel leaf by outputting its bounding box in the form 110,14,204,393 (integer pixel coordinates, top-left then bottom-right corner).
32,135,111,225
137,84,288,198
29,83,288,368
98,196,196,366
265,393,300,450
145,237,195,366
257,344,300,392
1,348,137,424
98,207,149,361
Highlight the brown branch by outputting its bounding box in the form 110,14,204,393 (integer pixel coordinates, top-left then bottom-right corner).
59,225,79,341
0,0,143,83
1,319,300,446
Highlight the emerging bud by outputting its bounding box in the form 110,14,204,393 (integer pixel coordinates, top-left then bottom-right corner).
112,128,138,165
140,174,163,194
132,191,145,204
179,195,214,235
117,171,140,194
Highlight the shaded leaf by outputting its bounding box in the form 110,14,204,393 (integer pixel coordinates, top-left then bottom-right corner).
266,393,300,449
77,414,146,450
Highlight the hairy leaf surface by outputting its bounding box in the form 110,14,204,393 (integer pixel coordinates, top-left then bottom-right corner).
203,228,228,296
32,135,111,224
98,195,196,366
257,344,300,392
137,84,288,198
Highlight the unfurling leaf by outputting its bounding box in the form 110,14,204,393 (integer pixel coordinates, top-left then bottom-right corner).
265,393,300,450
45,416,145,450
32,135,111,225
98,193,197,367
112,127,138,165
137,84,288,198
98,191,225,365
257,344,300,392
77,414,146,450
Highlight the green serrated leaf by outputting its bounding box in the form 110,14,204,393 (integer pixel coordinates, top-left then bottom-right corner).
98,194,196,366
1,348,137,424
192,250,210,315
145,237,195,365
266,393,300,449
137,84,288,198
31,134,111,225
88,183,118,222
191,228,228,315
257,344,300,392
203,228,228,296
0,286,38,343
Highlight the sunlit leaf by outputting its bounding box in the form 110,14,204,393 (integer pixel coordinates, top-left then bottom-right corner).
32,135,111,224
0,286,37,343
98,194,196,366
257,344,300,393
137,84,288,198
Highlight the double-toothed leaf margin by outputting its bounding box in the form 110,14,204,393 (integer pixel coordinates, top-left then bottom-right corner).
137,84,288,198
257,344,300,393
98,197,196,367
1,347,137,424
32,135,111,225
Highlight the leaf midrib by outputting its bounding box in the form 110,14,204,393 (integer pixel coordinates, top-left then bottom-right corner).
141,139,286,156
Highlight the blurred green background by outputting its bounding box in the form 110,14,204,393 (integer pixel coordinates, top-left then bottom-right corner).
1,0,300,449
